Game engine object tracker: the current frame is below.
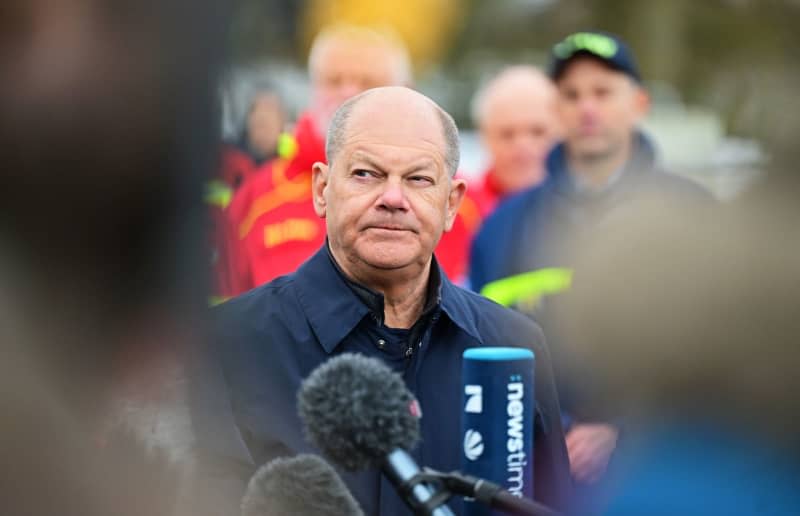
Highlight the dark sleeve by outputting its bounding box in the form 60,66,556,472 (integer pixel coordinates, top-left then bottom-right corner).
185,318,255,516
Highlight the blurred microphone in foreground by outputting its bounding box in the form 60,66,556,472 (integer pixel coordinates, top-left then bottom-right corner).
242,454,363,516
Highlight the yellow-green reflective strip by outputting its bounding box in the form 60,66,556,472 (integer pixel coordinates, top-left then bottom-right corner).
277,132,298,159
208,296,231,307
553,32,618,59
480,268,573,307
205,180,233,208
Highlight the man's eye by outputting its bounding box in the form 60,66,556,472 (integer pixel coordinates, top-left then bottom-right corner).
562,88,579,101
409,175,434,185
353,169,374,178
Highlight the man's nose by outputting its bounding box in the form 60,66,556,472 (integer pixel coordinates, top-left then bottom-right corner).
578,97,599,121
377,180,410,211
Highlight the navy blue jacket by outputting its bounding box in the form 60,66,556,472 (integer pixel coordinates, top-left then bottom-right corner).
469,132,710,293
189,246,572,516
469,133,710,421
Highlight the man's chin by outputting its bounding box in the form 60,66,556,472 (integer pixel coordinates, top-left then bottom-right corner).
572,141,615,161
356,244,422,271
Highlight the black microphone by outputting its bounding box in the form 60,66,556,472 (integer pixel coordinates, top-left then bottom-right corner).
434,471,561,516
241,454,364,516
297,353,455,516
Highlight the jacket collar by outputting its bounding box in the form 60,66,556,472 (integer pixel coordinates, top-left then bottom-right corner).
293,245,481,354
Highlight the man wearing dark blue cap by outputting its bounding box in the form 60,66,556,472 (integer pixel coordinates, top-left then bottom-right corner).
469,31,710,486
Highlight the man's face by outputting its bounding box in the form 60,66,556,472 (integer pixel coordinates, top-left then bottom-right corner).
312,94,465,273
481,87,560,193
247,94,283,158
310,41,403,133
556,57,648,160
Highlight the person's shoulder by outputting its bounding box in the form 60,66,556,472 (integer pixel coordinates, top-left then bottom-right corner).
476,184,544,237
213,274,297,329
448,284,546,347
652,167,712,196
493,185,543,218
226,164,277,219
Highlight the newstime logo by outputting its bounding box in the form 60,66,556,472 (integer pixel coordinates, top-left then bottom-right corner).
464,384,482,413
463,429,484,461
506,375,526,497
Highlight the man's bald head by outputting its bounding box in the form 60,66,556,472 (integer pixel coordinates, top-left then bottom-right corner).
471,66,561,194
325,87,460,177
471,65,557,127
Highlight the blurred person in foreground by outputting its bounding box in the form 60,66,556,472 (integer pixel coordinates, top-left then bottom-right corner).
469,31,710,485
469,65,561,217
557,169,800,515
190,87,572,515
0,0,226,514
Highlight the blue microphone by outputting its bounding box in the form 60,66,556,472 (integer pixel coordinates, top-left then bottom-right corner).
461,347,535,516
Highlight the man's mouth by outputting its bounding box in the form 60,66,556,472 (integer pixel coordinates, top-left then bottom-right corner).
366,225,413,232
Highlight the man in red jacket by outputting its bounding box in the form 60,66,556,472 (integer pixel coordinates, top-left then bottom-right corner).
469,66,561,217
224,25,414,294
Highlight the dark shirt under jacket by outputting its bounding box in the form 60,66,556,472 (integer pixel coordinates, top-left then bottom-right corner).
189,245,571,516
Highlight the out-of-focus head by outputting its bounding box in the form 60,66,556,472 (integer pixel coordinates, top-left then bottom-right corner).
0,0,224,515
246,91,284,160
558,195,800,446
472,66,560,193
549,32,649,162
308,25,412,134
311,86,464,279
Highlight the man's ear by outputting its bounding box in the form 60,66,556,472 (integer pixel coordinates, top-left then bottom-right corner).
633,86,651,123
311,161,329,218
443,177,467,232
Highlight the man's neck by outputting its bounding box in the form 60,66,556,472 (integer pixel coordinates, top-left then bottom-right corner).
331,247,430,329
567,137,633,190
379,275,429,329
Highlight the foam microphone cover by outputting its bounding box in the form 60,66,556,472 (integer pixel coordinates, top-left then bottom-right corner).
297,353,421,471
241,454,363,516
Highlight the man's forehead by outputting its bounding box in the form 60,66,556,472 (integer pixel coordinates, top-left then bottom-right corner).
557,57,635,86
347,100,444,144
344,144,442,168
484,88,555,123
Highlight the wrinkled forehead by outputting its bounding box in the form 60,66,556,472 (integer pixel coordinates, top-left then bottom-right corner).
343,144,441,174
340,100,447,166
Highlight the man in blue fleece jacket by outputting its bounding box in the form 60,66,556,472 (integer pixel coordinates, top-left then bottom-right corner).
469,31,710,486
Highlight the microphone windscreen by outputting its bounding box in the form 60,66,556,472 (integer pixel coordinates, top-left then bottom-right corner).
297,353,421,471
241,454,364,516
